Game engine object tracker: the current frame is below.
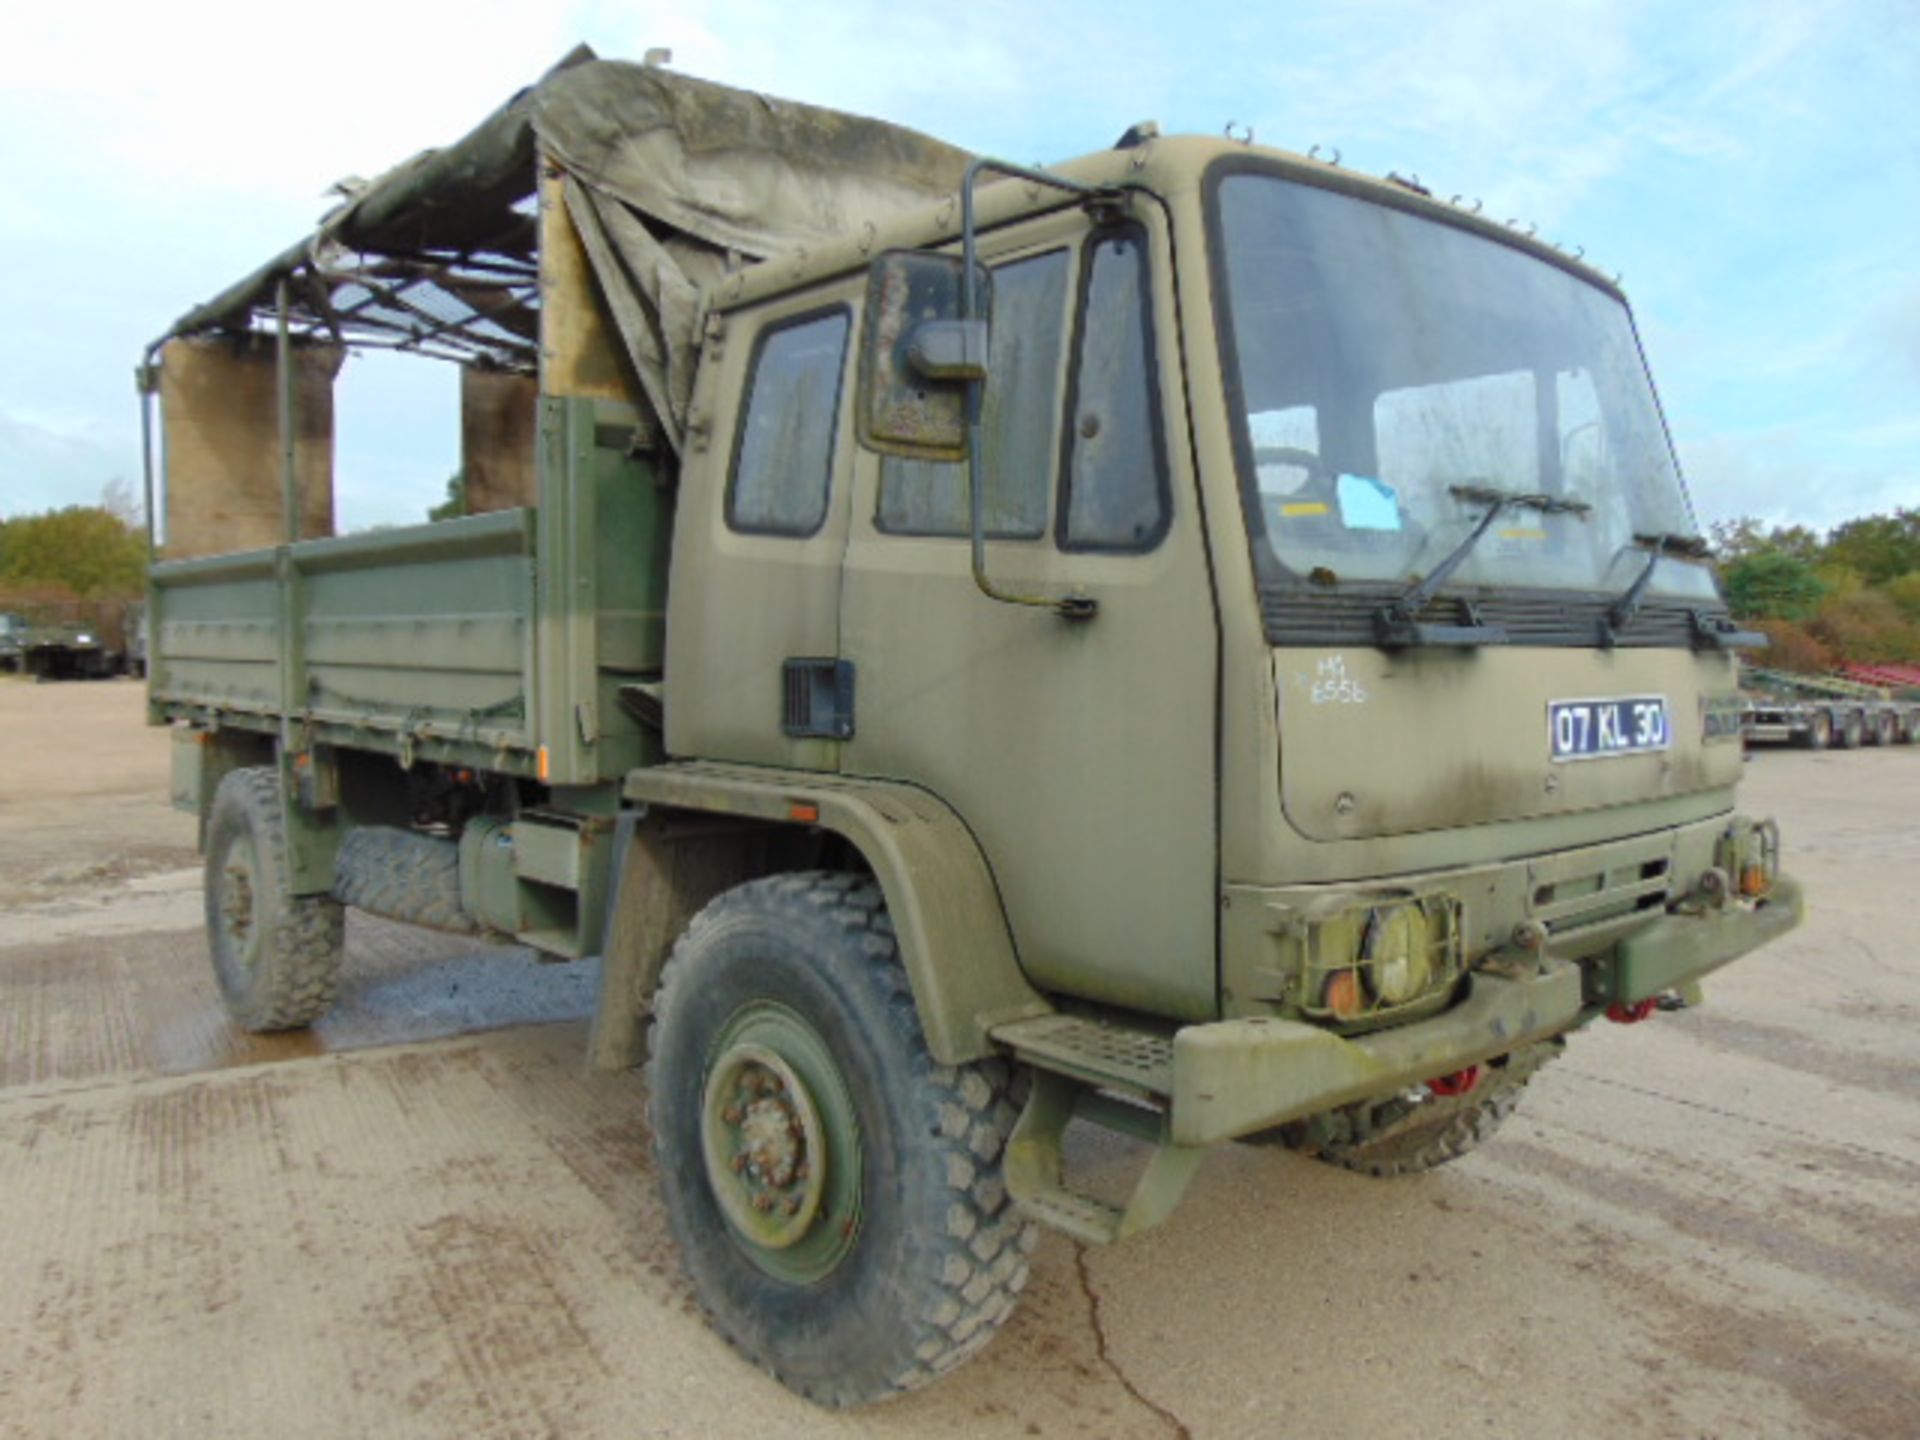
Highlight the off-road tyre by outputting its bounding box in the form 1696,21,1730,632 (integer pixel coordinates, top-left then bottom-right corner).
332,826,474,932
205,767,345,1031
647,871,1036,1407
1870,712,1896,746
1836,709,1864,749
1803,710,1832,750
1300,1042,1560,1178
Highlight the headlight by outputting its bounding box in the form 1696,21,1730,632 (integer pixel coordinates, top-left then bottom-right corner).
76,633,93,643
1294,894,1463,1024
1363,904,1432,1004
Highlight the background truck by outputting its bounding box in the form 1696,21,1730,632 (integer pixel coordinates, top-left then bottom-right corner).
1741,667,1920,748
142,48,1803,1406
6,602,125,680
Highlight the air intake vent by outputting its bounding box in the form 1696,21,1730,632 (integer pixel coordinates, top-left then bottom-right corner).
781,658,855,740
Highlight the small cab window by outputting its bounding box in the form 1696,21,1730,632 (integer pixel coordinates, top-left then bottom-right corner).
1249,404,1323,500
877,249,1071,538
1060,227,1169,551
728,309,851,536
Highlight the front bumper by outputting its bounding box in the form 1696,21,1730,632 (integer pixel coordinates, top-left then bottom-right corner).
1170,874,1803,1146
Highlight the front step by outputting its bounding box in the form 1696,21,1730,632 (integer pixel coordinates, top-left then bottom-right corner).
994,1015,1203,1245
991,1012,1174,1097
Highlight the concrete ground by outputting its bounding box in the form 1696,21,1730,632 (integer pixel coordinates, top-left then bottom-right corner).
0,679,1915,1439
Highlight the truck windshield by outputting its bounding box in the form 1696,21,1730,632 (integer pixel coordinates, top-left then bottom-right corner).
1211,170,1715,605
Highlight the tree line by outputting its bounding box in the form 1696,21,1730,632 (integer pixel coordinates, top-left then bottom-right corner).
1711,507,1920,671
0,482,148,616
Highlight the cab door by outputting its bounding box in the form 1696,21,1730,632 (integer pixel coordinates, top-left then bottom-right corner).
839,204,1220,1020
665,292,859,771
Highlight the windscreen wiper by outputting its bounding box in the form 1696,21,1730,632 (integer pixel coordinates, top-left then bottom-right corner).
1374,484,1591,648
1599,531,1710,646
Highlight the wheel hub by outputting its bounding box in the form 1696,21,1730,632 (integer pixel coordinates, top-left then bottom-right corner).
703,1042,828,1250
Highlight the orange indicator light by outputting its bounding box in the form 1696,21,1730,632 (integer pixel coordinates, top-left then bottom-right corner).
1324,969,1362,1019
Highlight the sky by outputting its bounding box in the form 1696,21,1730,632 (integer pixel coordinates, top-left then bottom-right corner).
0,0,1915,534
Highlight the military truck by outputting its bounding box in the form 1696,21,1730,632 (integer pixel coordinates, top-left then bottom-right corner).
142,49,1803,1406
15,608,118,681
0,612,24,673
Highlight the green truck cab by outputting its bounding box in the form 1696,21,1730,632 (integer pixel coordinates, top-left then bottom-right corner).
141,50,1801,1406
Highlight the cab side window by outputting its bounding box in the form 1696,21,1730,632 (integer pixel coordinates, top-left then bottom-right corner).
1059,228,1169,551
727,308,851,536
877,250,1071,538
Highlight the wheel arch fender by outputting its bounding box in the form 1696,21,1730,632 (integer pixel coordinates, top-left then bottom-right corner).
603,763,1050,1069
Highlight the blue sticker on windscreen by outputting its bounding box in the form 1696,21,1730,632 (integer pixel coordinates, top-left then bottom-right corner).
1336,474,1402,531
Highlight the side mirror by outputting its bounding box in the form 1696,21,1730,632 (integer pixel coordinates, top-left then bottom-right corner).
856,250,991,462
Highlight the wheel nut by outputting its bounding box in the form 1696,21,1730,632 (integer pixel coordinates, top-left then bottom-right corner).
730,1153,748,1173
752,1193,775,1212
722,1105,743,1125
784,1196,802,1216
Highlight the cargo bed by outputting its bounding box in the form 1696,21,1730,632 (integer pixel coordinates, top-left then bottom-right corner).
148,397,670,786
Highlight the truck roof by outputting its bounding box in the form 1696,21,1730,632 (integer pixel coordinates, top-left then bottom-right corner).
709,133,1624,313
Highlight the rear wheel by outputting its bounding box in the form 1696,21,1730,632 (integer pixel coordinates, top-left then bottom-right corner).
1872,712,1896,746
1804,710,1832,749
647,872,1034,1407
1838,710,1865,748
204,767,344,1030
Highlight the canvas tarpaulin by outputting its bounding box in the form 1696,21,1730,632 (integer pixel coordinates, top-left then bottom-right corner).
163,50,973,456
533,60,973,452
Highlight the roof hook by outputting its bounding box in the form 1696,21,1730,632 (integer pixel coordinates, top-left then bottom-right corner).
1225,121,1254,145
1308,143,1342,166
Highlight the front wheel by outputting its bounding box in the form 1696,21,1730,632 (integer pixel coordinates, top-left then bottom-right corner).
1289,1042,1560,1178
647,872,1035,1407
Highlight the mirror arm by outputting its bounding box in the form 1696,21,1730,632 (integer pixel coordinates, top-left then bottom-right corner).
960,158,1105,621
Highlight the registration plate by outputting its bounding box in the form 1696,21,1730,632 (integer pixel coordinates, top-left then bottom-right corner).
1549,696,1671,761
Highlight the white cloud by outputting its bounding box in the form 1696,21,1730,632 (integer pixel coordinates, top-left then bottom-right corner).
0,413,129,518
0,3,587,205
1679,427,1917,531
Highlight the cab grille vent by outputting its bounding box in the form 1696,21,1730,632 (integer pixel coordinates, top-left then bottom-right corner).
1261,585,1717,649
